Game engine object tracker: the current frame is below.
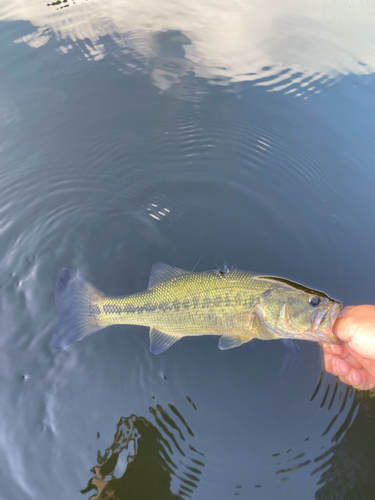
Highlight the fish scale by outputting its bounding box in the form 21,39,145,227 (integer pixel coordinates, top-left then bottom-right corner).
98,270,262,336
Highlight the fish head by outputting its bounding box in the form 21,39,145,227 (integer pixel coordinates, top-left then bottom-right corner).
256,276,342,344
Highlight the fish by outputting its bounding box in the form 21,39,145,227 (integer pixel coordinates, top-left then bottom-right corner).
53,262,342,353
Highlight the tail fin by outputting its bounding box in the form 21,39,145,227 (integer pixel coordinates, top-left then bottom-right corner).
53,269,105,349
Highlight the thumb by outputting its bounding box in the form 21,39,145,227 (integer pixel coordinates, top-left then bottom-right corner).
333,305,375,359
332,306,356,342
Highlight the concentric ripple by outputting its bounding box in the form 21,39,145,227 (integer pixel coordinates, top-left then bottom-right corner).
82,401,204,499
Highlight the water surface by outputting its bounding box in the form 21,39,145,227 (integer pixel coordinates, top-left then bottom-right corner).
1,0,375,498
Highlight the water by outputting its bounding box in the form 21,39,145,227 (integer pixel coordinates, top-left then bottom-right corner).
1,0,375,498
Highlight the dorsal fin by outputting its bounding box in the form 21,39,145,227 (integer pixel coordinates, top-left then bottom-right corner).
148,262,189,289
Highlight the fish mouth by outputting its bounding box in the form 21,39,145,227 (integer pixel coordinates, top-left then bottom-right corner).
328,302,342,344
330,302,342,328
311,302,342,344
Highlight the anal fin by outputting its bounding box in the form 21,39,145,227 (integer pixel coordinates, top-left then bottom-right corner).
218,335,252,350
149,327,181,355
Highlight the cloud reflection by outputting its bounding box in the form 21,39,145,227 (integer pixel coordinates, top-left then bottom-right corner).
4,0,375,96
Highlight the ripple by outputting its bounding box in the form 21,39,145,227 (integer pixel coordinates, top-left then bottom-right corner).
82,400,205,499
2,0,375,98
268,371,359,486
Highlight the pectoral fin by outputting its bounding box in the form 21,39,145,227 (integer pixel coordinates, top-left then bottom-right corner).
218,335,252,350
149,327,181,354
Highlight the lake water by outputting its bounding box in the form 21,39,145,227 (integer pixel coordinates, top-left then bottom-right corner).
1,0,375,498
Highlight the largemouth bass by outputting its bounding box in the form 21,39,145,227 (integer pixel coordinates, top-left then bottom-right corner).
54,263,342,353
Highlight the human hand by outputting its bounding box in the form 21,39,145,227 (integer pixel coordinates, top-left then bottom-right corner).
320,305,375,391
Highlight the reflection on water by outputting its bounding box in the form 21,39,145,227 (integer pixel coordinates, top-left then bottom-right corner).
82,401,204,499
79,373,375,499
3,0,375,97
268,371,359,484
315,391,375,499
267,370,375,497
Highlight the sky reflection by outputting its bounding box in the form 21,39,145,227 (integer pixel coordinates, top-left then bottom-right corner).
3,0,375,95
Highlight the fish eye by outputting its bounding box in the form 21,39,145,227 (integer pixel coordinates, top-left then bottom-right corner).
309,296,320,307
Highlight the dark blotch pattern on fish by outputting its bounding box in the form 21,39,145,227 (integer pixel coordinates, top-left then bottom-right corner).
202,297,211,308
214,296,222,307
103,304,125,314
235,292,242,306
89,304,101,316
103,300,185,315
101,294,257,316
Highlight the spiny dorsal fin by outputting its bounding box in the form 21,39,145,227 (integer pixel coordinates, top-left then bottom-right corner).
148,262,189,289
218,335,252,350
149,327,181,354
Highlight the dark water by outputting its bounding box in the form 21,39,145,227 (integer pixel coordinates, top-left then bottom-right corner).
1,1,375,498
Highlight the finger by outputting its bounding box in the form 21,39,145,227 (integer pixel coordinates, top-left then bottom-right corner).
320,342,344,357
326,353,363,378
333,305,375,355
347,369,372,391
322,349,375,391
337,373,355,387
331,357,350,377
320,350,333,373
342,366,375,391
321,341,354,358
325,356,342,377
332,305,364,342
349,369,362,387
332,315,354,342
344,345,375,374
331,344,345,356
338,359,351,376
321,343,363,370
335,371,364,390
335,351,363,370
327,355,375,390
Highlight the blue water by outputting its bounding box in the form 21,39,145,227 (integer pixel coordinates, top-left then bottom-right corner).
1,1,375,498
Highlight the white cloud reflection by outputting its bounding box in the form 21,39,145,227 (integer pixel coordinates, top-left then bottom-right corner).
3,0,375,94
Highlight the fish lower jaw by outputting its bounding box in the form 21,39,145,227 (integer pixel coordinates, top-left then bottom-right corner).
271,317,301,337
269,326,342,344
303,328,342,344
